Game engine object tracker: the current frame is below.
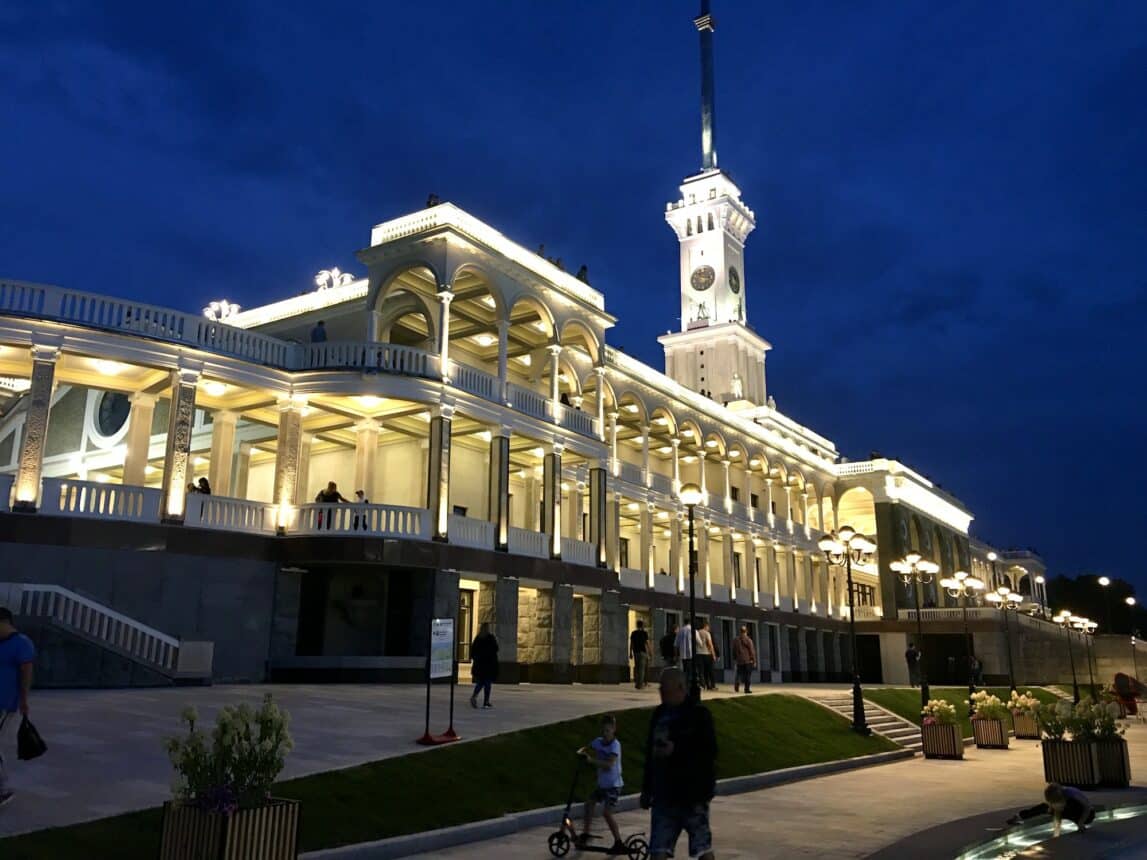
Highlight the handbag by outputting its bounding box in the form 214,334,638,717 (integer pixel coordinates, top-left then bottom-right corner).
17,716,48,761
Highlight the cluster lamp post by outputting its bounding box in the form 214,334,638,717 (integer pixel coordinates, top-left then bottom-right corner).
985,586,1021,692
819,526,876,735
891,552,940,709
941,571,985,703
1073,616,1099,699
1099,576,1113,632
679,483,704,704
1034,574,1047,619
1054,610,1081,704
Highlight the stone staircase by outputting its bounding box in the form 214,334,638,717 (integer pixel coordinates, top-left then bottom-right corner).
810,693,922,754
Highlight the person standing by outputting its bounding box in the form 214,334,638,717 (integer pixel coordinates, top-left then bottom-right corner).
696,621,718,691
630,620,652,690
660,623,679,669
310,320,328,343
469,622,499,710
733,625,757,694
675,618,695,691
0,606,35,808
905,642,921,687
641,668,717,860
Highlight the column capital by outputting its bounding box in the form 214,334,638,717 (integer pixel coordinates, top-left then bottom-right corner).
353,418,381,433
30,343,61,363
670,437,680,449
593,365,606,378
546,342,563,356
130,391,158,407
551,440,565,456
211,409,239,426
496,318,510,332
277,394,308,412
436,287,454,302
721,458,731,468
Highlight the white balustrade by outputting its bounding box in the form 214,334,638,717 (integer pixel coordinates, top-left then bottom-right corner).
729,499,753,523
648,471,675,495
12,582,180,671
898,607,1001,622
448,514,494,549
508,383,550,420
842,605,883,621
298,341,434,377
654,575,679,595
185,495,277,534
614,460,644,486
620,568,647,590
40,478,161,523
508,526,549,558
708,583,731,603
560,537,597,567
0,472,12,511
555,403,598,438
449,362,499,400
294,502,430,539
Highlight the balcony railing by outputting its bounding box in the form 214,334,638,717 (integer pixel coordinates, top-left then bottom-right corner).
619,568,647,590
449,362,499,401
560,537,597,567
507,383,550,421
40,477,161,523
842,605,883,621
555,403,598,438
448,514,494,550
185,495,277,534
293,502,430,539
508,526,549,558
898,607,1000,622
298,341,435,377
613,460,644,486
648,471,675,496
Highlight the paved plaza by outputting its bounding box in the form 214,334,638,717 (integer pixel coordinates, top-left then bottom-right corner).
0,681,841,837
415,722,1147,860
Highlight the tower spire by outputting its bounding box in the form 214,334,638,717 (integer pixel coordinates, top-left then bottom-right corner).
695,0,717,171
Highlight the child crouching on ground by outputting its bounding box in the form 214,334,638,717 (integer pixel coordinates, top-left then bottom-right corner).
577,714,626,855
1007,783,1095,836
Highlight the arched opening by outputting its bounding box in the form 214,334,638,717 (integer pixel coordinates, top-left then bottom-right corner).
443,265,506,377
505,295,556,395
837,487,877,538
373,264,441,349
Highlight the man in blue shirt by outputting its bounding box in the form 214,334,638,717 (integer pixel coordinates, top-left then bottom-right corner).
0,606,35,808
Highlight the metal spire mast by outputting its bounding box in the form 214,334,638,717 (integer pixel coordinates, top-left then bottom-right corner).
695,0,718,171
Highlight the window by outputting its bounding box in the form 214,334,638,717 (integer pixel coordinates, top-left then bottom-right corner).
686,220,692,236
732,553,742,589
696,216,703,233
750,493,759,509
770,501,777,515
707,213,715,230
452,504,467,516
852,584,877,607
619,537,630,569
730,486,740,502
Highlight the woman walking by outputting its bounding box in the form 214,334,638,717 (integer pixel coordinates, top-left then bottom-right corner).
470,623,499,709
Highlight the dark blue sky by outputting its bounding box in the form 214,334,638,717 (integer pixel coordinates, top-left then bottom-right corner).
2,3,1145,589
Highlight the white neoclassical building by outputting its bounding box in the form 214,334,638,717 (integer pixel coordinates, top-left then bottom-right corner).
0,5,1064,689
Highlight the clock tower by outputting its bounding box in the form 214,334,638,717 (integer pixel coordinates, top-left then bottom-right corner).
659,1,771,406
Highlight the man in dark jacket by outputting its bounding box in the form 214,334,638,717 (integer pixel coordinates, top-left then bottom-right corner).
470,623,499,709
641,668,717,860
660,623,679,668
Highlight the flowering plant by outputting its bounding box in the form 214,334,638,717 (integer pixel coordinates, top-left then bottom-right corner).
921,699,958,725
1008,690,1041,716
1038,697,1125,742
968,691,1008,721
164,695,294,814
1036,698,1072,740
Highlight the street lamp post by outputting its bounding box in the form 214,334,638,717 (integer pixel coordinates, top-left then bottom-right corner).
819,526,876,735
1132,630,1140,681
1072,616,1098,699
941,571,985,703
679,483,704,704
1055,610,1081,704
1099,576,1113,632
985,586,1021,692
1125,596,1137,636
891,553,940,709
1034,575,1047,620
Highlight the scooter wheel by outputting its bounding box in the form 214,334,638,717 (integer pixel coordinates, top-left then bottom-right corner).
548,830,572,857
626,834,649,859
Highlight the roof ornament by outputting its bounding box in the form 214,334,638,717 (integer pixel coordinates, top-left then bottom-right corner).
203,299,241,322
315,268,355,291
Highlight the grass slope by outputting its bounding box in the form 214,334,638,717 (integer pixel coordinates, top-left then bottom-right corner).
0,694,894,859
865,686,1062,738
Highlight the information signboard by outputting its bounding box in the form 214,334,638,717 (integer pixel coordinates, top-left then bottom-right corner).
430,618,455,680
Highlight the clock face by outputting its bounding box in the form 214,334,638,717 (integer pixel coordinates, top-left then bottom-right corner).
690,265,715,291
728,266,741,294
97,391,131,437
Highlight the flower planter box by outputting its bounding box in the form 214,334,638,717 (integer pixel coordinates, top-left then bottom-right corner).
159,798,300,860
1012,712,1039,740
921,723,964,760
971,717,1009,749
1042,739,1131,789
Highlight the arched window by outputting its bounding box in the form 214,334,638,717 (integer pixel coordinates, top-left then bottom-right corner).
686,220,692,236
697,216,703,233
708,213,715,230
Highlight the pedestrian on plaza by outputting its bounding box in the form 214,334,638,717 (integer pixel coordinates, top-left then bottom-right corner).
972,654,985,686
1006,783,1095,836
733,625,757,694
905,642,921,687
660,623,679,669
310,320,328,343
641,667,717,860
470,622,499,710
0,606,35,809
576,714,626,855
695,621,718,691
630,620,652,690
196,477,212,495
675,619,695,691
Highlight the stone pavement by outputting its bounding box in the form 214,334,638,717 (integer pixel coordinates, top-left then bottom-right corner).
415,723,1147,859
0,681,843,837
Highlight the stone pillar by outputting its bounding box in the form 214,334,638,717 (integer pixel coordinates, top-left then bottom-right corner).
160,366,201,522
207,410,238,497
640,502,654,584
607,412,619,474
582,594,603,665
272,395,305,531
432,568,461,626
600,589,628,680
122,391,157,487
589,465,607,568
543,445,562,558
671,438,681,493
353,419,380,498
745,536,759,605
488,431,510,550
593,367,606,438
721,459,732,513
641,424,652,486
698,516,711,597
234,442,253,500
778,625,793,681
796,626,810,680
550,584,574,680
436,288,453,382
670,511,683,592
12,344,60,511
479,577,519,680
426,408,452,540
517,588,538,664
270,567,303,659
607,492,621,571
295,434,313,505
496,319,510,394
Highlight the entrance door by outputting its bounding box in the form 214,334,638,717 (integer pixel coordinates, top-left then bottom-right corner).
456,589,474,662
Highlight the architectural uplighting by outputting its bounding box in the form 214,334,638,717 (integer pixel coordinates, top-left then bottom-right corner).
356,395,381,409
531,447,546,458
93,360,127,376
657,446,672,454
202,381,228,398
472,333,497,348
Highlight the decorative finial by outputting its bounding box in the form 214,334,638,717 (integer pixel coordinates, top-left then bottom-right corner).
695,0,718,170
203,300,241,322
314,268,355,291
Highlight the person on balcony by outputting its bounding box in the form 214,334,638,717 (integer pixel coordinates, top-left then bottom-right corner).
0,606,35,809
315,482,348,530
310,320,328,343
353,490,369,530
197,477,211,495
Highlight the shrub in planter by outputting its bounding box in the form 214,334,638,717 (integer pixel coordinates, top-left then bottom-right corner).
159,696,299,860
1009,691,1041,740
1037,698,1130,789
920,699,963,760
969,691,1009,749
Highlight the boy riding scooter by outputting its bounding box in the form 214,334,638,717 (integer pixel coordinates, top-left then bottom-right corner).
577,714,627,855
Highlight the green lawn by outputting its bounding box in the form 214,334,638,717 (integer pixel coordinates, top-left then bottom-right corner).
865,686,1062,738
0,694,895,859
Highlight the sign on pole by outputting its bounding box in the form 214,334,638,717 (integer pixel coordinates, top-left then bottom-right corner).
430,618,455,680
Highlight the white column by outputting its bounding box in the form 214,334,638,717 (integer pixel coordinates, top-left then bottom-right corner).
671,510,683,593
436,288,453,382
496,319,510,394
593,367,606,438
353,419,380,498
206,410,238,496
608,411,619,474
699,516,711,597
234,442,253,500
606,491,621,572
122,392,157,487
426,406,453,541
547,343,562,416
295,434,313,505
699,452,708,502
723,529,735,599
671,438,681,494
12,344,60,510
721,458,732,513
272,395,306,531
640,501,654,586
746,535,759,605
543,441,563,558
765,478,776,528
641,424,652,487
160,366,201,521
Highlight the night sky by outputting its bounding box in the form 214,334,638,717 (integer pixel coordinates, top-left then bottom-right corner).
2,3,1145,589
